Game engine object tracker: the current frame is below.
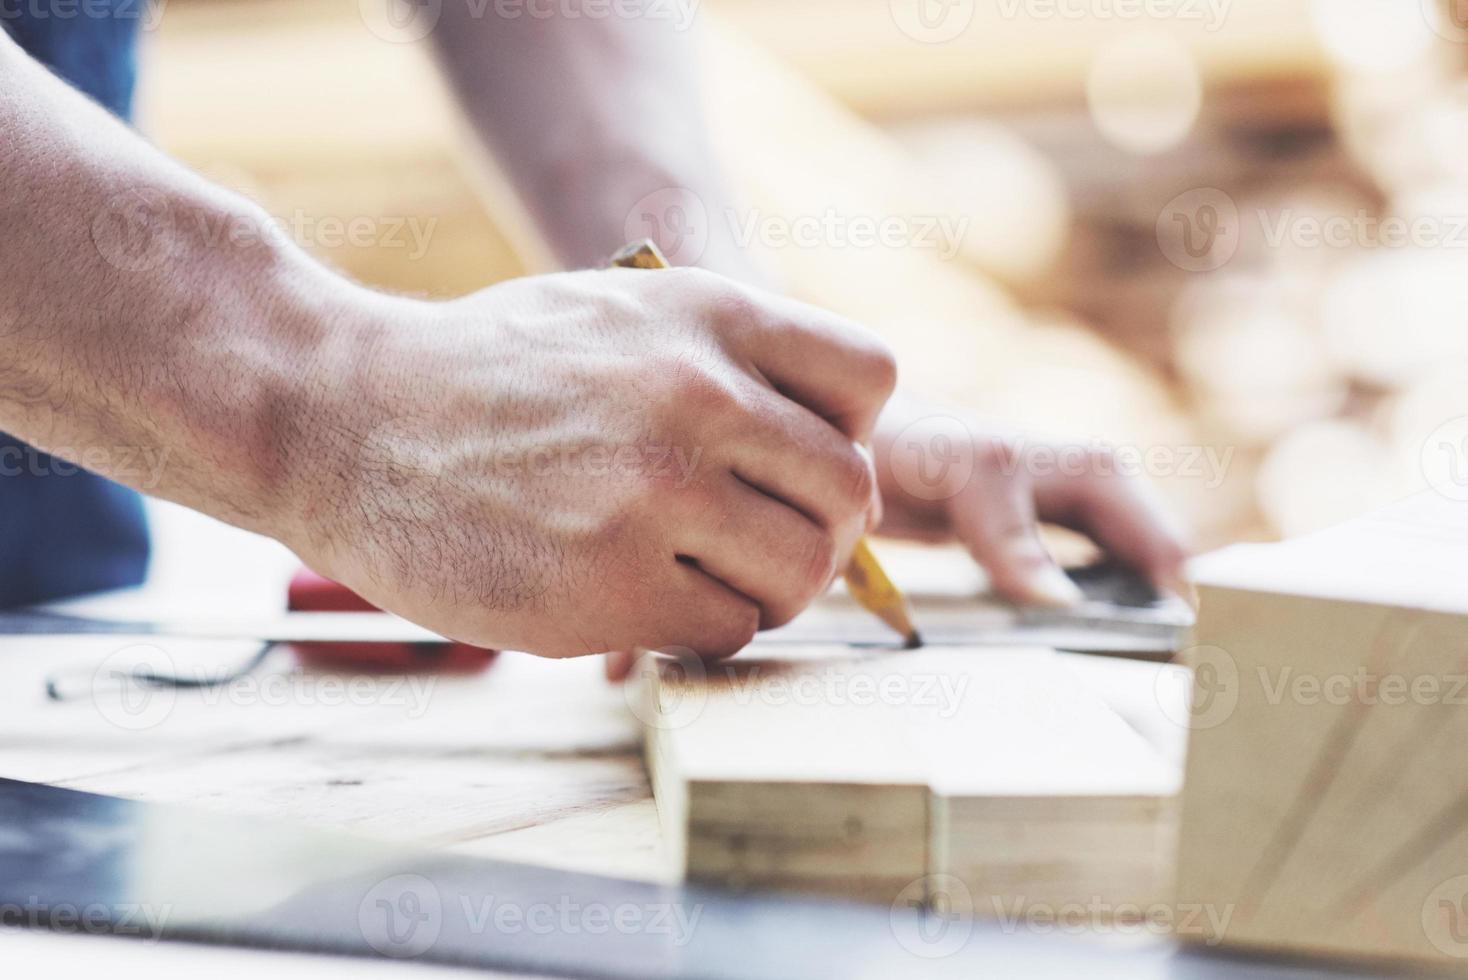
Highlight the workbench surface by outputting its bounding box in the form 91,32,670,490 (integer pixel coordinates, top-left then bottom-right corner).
0,501,667,976
0,500,1185,977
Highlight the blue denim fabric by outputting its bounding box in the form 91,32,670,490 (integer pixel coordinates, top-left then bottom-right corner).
0,1,149,606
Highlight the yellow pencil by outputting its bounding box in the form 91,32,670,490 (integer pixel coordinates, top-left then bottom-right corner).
612,239,922,649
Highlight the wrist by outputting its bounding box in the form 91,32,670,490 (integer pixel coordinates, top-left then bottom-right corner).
158,202,405,544
256,263,436,567
252,256,413,548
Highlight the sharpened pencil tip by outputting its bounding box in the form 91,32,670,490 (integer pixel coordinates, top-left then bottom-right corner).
904,631,924,650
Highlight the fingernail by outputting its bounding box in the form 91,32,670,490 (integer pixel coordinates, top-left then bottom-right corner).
1026,565,1086,607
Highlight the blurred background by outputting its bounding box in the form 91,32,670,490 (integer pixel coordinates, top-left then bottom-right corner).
132,0,1468,557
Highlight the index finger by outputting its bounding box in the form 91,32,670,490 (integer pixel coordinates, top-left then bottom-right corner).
730,288,898,443
1034,461,1191,596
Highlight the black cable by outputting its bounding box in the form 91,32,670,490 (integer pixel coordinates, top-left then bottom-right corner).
45,641,276,701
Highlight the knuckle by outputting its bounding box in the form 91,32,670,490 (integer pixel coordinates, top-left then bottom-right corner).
711,600,760,657
809,320,897,399
596,279,648,325
662,268,757,329
646,265,710,298
819,447,877,527
842,448,877,509
708,284,761,329
760,600,803,631
670,361,737,415
863,340,899,395
793,528,839,594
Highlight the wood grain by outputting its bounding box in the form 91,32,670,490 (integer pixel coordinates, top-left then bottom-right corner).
1178,492,1468,967
640,645,1179,912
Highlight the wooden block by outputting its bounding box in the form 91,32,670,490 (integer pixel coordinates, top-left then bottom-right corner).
1177,492,1468,969
922,652,1178,913
642,649,931,900
639,645,1179,914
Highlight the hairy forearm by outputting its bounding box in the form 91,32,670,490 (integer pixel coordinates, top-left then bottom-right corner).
430,0,768,283
0,34,377,538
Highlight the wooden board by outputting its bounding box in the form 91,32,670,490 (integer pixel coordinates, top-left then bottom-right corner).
1177,492,1468,970
642,647,931,899
639,644,1180,912
924,655,1179,911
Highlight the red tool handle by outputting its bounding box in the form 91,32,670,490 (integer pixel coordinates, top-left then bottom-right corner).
287,568,496,673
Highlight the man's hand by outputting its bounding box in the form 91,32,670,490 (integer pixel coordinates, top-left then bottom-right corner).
0,32,894,663
426,0,1192,640
290,268,895,660
874,394,1190,605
